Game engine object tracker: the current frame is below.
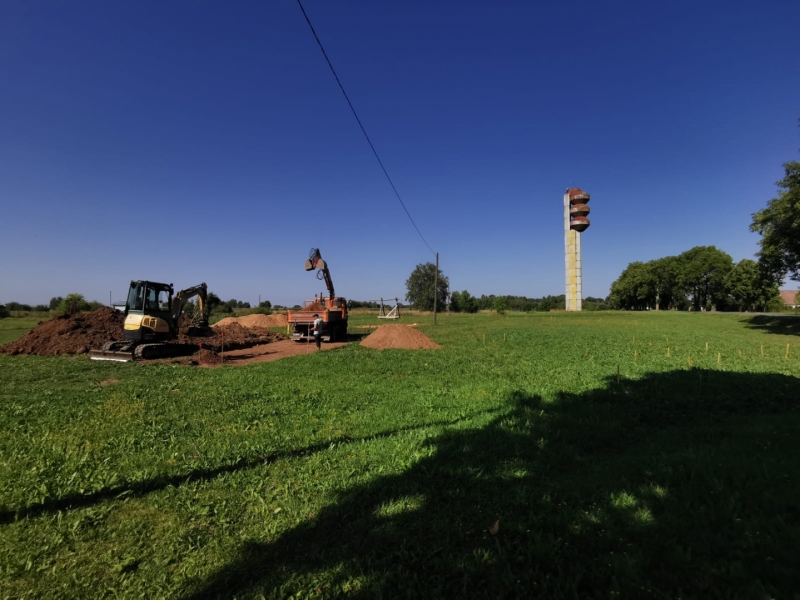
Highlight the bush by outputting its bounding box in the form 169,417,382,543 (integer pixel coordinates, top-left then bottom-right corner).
0,305,9,319
55,294,93,315
246,306,272,316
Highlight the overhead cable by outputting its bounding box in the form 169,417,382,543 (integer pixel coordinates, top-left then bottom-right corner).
296,0,435,255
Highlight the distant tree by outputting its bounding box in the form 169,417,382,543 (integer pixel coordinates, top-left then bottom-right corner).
259,300,272,309
206,292,223,311
608,261,654,310
0,305,9,319
55,294,92,314
32,305,49,312
493,296,507,315
405,263,449,312
725,259,780,312
452,290,477,313
676,246,734,311
536,299,552,312
49,297,63,311
225,299,238,310
751,137,800,282
6,302,33,311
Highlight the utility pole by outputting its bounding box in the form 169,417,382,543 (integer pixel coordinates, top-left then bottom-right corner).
433,252,439,325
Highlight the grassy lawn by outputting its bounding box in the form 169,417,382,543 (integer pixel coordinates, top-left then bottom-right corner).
0,315,49,346
1,311,799,598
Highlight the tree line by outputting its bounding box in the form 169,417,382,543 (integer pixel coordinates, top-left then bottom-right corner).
607,246,780,311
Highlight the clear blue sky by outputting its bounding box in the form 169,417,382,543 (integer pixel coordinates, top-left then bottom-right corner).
2,0,799,306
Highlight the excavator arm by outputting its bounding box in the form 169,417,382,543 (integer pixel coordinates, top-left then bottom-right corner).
305,248,335,299
172,282,209,328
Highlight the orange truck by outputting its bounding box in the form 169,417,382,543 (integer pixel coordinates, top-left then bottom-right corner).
286,249,348,342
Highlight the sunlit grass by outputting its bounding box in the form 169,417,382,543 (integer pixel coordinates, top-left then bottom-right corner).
0,311,799,598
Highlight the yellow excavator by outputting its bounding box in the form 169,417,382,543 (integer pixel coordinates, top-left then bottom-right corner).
90,280,210,361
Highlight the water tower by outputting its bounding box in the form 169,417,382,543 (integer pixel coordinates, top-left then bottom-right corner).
564,188,590,311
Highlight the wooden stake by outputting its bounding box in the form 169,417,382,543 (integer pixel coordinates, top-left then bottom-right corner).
717,352,721,364
761,345,764,357
634,350,638,362
705,342,708,351
633,336,636,343
786,343,790,358
738,349,742,356
667,347,670,357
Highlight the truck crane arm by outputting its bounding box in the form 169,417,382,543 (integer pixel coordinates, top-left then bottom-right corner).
304,248,334,299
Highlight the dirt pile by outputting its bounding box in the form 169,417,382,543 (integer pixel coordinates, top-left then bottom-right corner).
0,308,284,357
213,314,288,328
0,307,125,356
360,324,441,350
300,302,327,313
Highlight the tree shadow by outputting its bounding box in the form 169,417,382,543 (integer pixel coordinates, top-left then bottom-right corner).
184,369,800,599
0,411,500,525
744,314,800,336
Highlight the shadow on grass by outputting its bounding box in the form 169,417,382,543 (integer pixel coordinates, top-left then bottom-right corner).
185,369,800,599
744,314,800,336
0,411,500,525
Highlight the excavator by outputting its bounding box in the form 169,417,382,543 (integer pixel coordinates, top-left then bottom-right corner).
90,280,210,361
287,248,348,342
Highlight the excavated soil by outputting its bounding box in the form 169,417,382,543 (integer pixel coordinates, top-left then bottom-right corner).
0,307,125,356
0,307,284,357
360,324,441,350
213,314,288,328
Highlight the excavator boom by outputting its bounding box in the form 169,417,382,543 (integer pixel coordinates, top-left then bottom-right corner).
305,248,335,299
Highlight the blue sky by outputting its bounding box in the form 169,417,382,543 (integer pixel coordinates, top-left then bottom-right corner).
2,1,799,307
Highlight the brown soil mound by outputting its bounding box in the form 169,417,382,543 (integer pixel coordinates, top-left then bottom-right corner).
213,314,288,329
0,307,125,356
360,324,441,350
0,308,284,357
300,302,327,313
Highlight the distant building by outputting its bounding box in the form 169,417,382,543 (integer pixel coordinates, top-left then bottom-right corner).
780,290,799,309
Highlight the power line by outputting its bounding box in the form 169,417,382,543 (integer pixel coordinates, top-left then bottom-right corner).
296,0,435,256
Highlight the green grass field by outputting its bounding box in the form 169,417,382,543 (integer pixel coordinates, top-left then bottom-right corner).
1,312,799,599
0,315,48,346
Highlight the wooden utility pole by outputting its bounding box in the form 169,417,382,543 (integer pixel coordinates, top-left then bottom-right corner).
433,252,439,325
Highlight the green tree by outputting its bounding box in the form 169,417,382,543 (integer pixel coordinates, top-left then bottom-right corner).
49,297,63,311
259,300,272,309
608,261,654,310
55,294,92,314
751,155,800,282
650,256,680,310
493,296,507,315
725,259,780,312
676,246,734,311
450,290,477,313
405,263,449,312
0,304,9,319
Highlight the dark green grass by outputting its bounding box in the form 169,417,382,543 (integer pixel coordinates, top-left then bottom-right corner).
0,316,45,346
1,312,799,599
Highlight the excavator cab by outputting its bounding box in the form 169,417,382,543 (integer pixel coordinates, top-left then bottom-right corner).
123,281,176,342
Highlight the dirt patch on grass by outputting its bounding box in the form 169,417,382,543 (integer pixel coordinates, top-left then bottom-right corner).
213,314,288,329
98,378,120,387
360,324,441,350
